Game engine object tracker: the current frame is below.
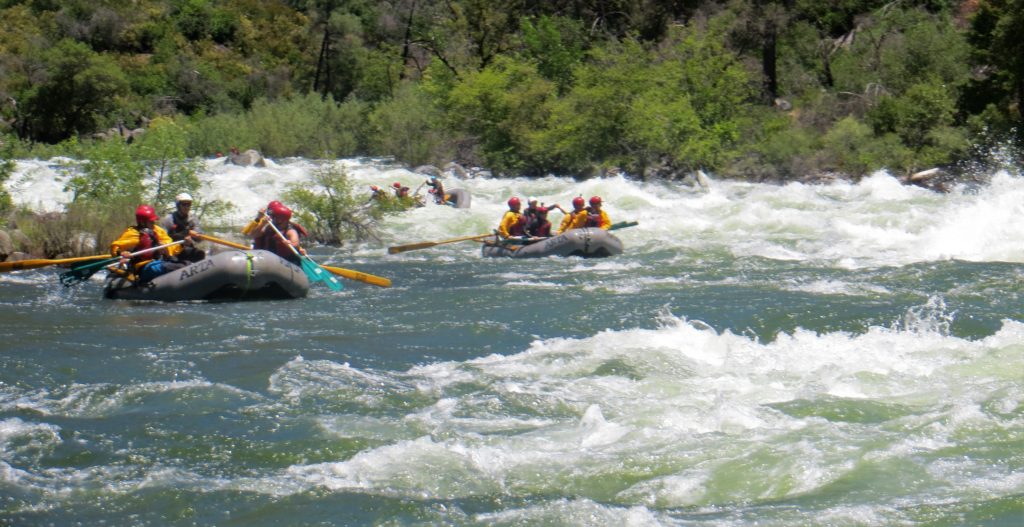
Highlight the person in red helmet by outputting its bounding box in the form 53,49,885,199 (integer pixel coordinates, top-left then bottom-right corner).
497,196,527,239
526,206,552,237
392,182,410,198
253,203,305,265
110,204,187,282
585,195,611,230
556,196,589,234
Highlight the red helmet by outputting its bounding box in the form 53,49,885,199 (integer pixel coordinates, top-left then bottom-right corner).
572,196,585,209
508,197,521,210
370,185,379,191
135,204,158,223
269,203,292,221
267,200,283,210
589,196,602,206
393,182,402,188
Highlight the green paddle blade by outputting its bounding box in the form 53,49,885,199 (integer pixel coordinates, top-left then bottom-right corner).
60,257,119,287
300,257,342,291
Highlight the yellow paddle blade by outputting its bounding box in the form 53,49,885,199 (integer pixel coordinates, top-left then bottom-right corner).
321,265,392,288
0,254,110,273
387,233,493,254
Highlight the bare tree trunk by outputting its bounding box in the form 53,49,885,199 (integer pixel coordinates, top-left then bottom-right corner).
762,23,778,101
313,24,331,96
399,0,418,80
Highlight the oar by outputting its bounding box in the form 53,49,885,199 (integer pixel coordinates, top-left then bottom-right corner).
59,240,184,286
320,265,392,288
0,254,111,273
194,233,249,250
609,221,638,231
197,232,389,288
264,219,342,291
388,233,493,254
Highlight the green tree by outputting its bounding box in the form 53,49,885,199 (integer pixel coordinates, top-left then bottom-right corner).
20,39,130,142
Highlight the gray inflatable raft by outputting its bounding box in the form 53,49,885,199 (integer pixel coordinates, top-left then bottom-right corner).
480,228,623,258
104,250,310,301
446,188,471,208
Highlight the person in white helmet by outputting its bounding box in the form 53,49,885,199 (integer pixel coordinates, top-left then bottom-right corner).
159,192,205,263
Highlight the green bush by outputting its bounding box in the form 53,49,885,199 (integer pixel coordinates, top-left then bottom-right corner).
284,162,384,245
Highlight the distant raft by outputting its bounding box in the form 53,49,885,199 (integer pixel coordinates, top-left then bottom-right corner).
480,228,624,258
445,188,471,208
103,250,309,301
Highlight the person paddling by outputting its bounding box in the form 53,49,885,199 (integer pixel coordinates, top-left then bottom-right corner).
160,192,205,263
252,203,305,265
497,197,528,240
112,204,187,282
584,196,611,230
556,196,588,234
425,176,448,205
527,206,552,238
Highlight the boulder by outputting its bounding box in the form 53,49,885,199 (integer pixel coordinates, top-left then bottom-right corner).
0,229,12,259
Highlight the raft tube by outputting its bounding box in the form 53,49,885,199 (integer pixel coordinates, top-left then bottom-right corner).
480,228,624,258
446,188,471,208
104,250,310,301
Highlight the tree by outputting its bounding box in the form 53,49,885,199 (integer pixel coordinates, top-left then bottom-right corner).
20,39,129,142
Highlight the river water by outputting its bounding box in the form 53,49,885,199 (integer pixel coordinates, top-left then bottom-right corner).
1,158,1022,526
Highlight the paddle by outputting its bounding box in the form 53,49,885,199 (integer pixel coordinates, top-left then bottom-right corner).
387,233,493,254
609,220,638,230
320,265,392,288
196,233,390,288
59,240,184,286
0,254,111,273
264,219,342,291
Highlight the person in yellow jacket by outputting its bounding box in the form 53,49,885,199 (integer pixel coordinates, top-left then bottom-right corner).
497,196,527,238
556,196,588,234
111,204,187,282
584,196,612,230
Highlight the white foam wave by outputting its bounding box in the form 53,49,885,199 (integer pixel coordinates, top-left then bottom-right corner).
9,159,1024,266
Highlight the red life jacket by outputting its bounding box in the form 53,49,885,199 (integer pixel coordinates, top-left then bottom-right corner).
585,211,602,228
509,214,527,236
254,229,301,264
530,220,551,238
130,227,160,267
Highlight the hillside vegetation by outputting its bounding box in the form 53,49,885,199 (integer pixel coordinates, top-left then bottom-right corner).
1,0,1022,182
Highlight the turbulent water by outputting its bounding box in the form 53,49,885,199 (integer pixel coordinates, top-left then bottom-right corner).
1,158,1022,526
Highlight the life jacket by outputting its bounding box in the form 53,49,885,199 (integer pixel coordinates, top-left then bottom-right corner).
585,208,603,228
165,212,195,241
509,213,527,236
529,220,551,238
254,228,301,264
130,227,161,268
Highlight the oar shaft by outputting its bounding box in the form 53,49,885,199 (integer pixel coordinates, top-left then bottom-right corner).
0,254,109,273
194,233,250,250
388,233,493,254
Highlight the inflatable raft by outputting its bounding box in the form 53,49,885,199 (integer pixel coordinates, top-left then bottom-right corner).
480,228,623,258
104,250,309,301
445,188,471,208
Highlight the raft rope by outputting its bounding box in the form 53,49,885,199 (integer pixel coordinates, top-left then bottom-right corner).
244,252,255,293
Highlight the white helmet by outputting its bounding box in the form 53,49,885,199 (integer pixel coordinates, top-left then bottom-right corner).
175,192,194,203
527,196,538,204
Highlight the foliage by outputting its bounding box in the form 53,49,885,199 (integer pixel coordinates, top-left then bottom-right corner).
0,0,1021,181
284,162,383,245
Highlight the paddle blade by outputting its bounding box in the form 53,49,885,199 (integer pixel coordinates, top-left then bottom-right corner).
300,258,343,291
59,258,116,287
322,265,391,288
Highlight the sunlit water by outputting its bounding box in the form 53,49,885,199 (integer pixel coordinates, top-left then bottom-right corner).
1,158,1022,526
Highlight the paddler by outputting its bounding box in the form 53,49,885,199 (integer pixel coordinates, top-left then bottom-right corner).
584,196,611,230
556,196,588,234
160,192,205,263
252,202,305,265
497,196,528,240
526,206,552,238
111,204,187,282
